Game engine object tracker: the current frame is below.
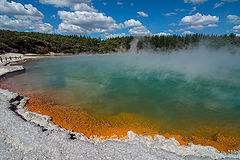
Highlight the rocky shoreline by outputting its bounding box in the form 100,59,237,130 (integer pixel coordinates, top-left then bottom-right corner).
0,58,240,159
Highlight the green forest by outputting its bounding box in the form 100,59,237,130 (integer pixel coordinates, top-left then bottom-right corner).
0,29,239,54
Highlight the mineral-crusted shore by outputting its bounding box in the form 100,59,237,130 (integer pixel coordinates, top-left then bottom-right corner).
0,61,240,159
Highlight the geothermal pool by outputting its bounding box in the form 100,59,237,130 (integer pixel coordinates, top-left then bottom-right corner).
1,51,240,151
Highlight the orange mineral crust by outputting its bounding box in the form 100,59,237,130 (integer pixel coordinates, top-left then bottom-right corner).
25,97,240,153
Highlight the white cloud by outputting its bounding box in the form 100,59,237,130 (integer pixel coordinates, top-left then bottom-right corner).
137,11,149,17
214,0,238,8
236,34,240,37
35,23,53,33
180,13,219,25
129,26,151,36
208,24,218,27
39,0,91,7
0,15,31,30
227,15,240,24
124,19,142,28
117,1,123,5
180,13,219,30
163,12,177,16
123,19,151,36
186,24,217,30
182,31,194,35
184,0,208,4
0,0,43,19
0,0,52,33
154,32,171,36
40,0,97,12
0,15,53,33
189,7,197,14
176,28,185,32
188,25,204,30
72,3,97,12
105,33,126,38
169,23,177,26
57,11,121,34
233,25,240,32
214,2,224,8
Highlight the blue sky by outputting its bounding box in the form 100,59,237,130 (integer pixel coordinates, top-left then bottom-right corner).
0,0,239,38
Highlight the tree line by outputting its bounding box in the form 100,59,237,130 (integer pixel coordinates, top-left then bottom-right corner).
0,29,239,54
136,33,240,52
0,30,133,54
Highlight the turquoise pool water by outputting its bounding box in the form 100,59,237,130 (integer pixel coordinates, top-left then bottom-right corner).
2,52,240,135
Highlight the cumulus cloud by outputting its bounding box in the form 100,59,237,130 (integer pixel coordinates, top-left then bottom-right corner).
184,0,208,4
180,13,219,30
124,19,142,28
176,28,185,32
208,24,218,27
137,11,149,17
104,33,126,38
117,1,123,5
72,3,97,12
187,25,204,30
187,23,217,30
227,15,240,24
233,25,240,32
123,19,151,36
40,0,150,36
35,23,53,33
0,0,43,19
0,15,53,33
40,0,96,12
0,0,53,33
154,32,171,36
180,13,219,25
129,26,151,36
0,15,32,30
57,11,121,34
182,31,194,35
39,0,91,7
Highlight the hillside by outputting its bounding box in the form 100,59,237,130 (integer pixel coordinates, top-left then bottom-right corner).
0,30,239,54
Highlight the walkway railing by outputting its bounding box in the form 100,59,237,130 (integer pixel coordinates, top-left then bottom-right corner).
0,56,22,63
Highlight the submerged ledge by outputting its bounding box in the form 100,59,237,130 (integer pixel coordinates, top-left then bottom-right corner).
0,60,240,159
